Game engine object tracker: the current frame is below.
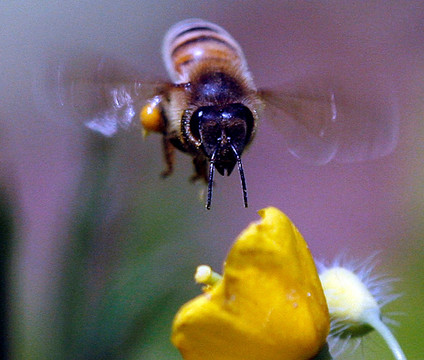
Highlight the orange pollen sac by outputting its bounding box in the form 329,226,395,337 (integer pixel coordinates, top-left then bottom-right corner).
140,98,164,133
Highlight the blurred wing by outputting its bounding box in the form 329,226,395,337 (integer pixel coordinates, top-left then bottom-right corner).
260,88,338,164
35,53,165,137
259,84,399,164
329,87,399,163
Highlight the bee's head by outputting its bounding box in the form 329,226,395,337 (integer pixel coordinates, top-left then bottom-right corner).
190,103,254,209
191,103,254,174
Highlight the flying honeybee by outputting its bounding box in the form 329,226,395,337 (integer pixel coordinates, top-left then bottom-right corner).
49,19,398,209
137,19,262,209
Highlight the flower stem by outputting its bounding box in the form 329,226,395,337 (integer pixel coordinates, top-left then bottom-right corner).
363,309,407,360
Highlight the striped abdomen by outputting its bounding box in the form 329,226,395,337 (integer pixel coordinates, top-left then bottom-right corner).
162,19,251,84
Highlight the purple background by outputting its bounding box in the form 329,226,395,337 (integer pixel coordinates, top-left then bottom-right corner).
1,1,423,359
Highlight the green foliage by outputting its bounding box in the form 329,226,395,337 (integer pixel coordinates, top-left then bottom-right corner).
0,189,14,359
50,136,202,360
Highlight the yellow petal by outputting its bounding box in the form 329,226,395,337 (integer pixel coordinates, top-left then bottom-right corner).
172,207,329,360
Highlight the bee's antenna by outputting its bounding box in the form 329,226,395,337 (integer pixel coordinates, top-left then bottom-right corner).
206,148,218,210
230,143,248,208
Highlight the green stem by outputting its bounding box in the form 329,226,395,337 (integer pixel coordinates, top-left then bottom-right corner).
311,343,333,360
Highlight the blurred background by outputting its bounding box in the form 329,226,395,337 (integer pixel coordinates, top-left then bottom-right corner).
1,1,423,359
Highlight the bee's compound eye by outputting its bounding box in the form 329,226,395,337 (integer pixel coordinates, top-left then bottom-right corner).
140,98,164,134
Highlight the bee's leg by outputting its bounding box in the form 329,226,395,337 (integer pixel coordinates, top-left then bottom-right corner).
190,155,208,183
161,136,175,178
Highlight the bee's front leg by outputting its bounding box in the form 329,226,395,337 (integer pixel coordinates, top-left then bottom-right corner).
161,136,175,178
190,155,208,183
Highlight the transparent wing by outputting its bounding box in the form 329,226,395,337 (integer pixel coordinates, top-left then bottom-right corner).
35,53,165,137
259,82,399,164
260,88,338,165
329,86,399,163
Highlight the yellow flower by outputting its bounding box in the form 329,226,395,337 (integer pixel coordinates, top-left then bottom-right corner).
171,207,330,360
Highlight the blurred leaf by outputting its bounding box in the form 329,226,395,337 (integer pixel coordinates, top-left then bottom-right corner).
0,188,14,360
55,133,203,360
58,135,117,359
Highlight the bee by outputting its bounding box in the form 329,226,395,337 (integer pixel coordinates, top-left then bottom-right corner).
51,19,398,209
134,19,262,209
